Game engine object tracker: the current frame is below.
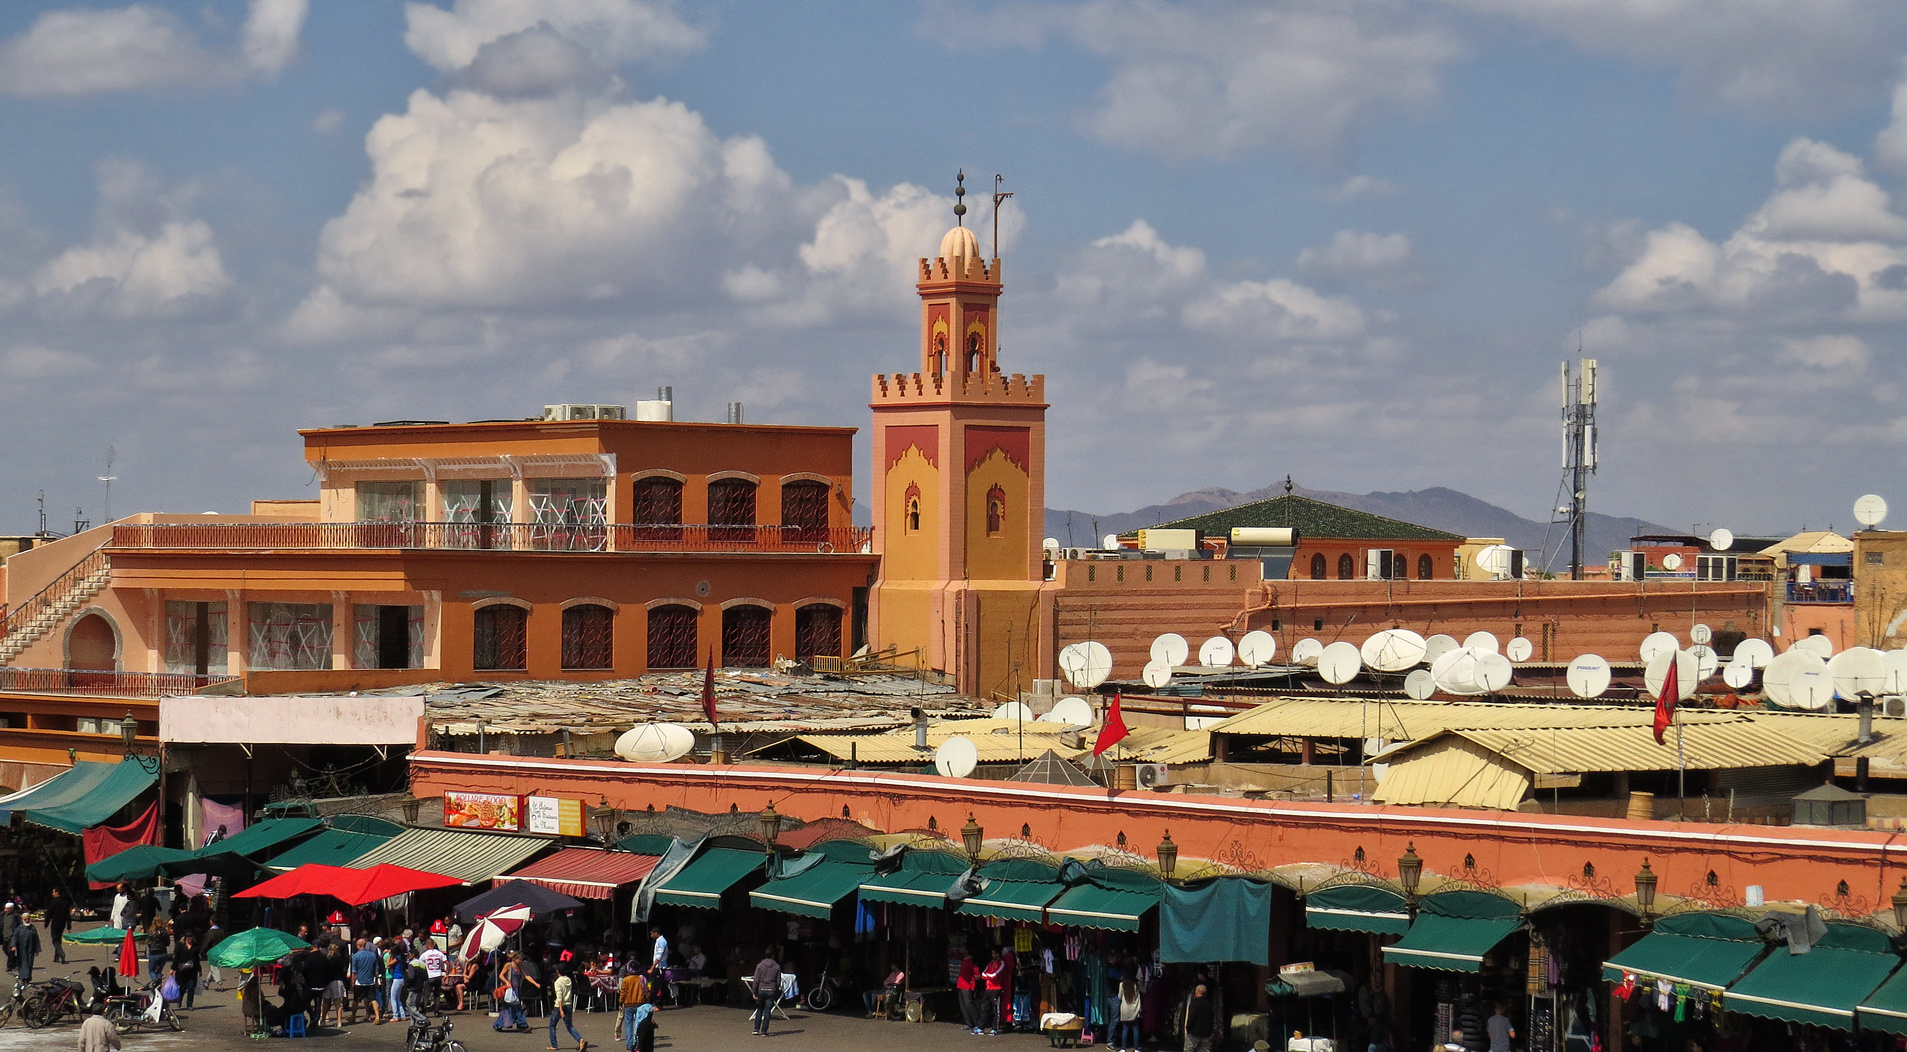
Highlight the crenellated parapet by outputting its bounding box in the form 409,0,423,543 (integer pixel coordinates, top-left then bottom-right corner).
918,254,1001,286
872,370,1045,405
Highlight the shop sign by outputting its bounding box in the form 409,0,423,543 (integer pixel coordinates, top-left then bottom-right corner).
1278,962,1316,976
444,791,522,831
526,795,584,837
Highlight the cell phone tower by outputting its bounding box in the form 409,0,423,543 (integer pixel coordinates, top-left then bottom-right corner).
1561,358,1598,580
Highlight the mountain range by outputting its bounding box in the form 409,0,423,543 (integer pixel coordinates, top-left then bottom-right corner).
1044,484,1677,570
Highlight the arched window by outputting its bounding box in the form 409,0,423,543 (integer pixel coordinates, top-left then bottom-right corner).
646,605,697,669
966,332,982,374
561,604,614,670
1310,553,1327,580
708,478,757,542
794,603,843,660
986,485,1005,536
1337,553,1355,580
722,605,772,668
68,613,117,671
473,605,527,671
1418,553,1434,580
906,497,921,533
932,333,948,377
781,480,830,542
1392,552,1408,580
630,476,683,541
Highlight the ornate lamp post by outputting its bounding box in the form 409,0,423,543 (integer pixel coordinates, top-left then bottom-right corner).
962,814,984,861
1635,858,1659,926
759,802,781,856
1156,830,1179,884
593,798,618,847
1397,843,1423,908
120,710,137,756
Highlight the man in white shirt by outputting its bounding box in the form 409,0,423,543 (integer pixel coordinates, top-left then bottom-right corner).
419,944,449,1005
649,928,668,970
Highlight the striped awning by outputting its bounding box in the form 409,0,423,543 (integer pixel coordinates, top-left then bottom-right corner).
345,827,555,884
505,848,659,900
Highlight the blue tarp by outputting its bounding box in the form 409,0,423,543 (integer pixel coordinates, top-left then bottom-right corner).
0,759,158,834
1160,879,1271,964
1789,552,1852,566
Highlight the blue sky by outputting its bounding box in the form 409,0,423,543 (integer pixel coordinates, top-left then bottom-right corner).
4,1,1907,538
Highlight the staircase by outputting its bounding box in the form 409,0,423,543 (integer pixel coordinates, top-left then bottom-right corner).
0,548,111,665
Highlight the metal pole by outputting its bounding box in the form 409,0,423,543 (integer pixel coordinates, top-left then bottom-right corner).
1676,720,1686,818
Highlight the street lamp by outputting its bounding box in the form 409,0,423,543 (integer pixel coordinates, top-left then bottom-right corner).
1156,830,1178,883
1891,878,1907,932
120,710,137,756
1635,858,1659,924
1397,843,1423,904
759,802,781,854
592,798,618,846
962,814,984,860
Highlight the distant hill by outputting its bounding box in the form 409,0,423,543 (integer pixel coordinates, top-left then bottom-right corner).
1044,484,1675,571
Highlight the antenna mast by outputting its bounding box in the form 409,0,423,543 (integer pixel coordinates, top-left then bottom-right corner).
98,446,116,525
1561,357,1598,580
992,174,1013,260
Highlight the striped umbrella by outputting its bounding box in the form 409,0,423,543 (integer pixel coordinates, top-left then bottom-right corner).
457,903,531,962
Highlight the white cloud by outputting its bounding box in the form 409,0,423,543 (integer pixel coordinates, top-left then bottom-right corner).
312,109,346,134
1296,230,1416,278
0,1,308,97
1874,66,1907,178
34,220,232,317
403,0,702,73
1184,277,1368,341
1325,175,1398,201
1777,334,1872,371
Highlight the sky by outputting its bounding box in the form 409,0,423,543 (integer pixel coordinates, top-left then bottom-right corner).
4,1,1907,538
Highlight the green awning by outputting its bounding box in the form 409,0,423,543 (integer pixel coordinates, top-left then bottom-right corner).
653,848,763,909
267,824,401,871
956,879,1063,923
750,861,876,919
0,760,157,834
1725,924,1899,1031
858,869,956,906
1600,912,1765,991
1045,882,1159,932
1305,885,1411,937
198,817,322,860
86,845,200,885
1161,879,1272,964
1382,891,1522,973
1859,963,1907,1035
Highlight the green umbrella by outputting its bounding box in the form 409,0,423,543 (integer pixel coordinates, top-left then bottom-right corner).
63,926,145,944
208,927,308,969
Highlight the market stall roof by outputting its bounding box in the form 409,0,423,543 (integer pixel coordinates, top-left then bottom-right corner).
652,847,764,909
751,860,876,919
1382,891,1523,973
85,845,200,885
266,817,403,872
346,826,554,884
233,862,466,905
1305,884,1412,937
956,879,1065,924
1600,912,1766,991
455,879,585,923
1044,876,1160,932
200,817,324,861
0,759,157,834
503,848,659,901
1859,960,1907,1035
1724,923,1900,1031
857,849,968,906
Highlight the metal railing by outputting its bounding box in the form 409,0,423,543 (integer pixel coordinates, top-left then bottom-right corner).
0,548,106,643
1788,581,1854,604
111,521,873,556
0,667,237,697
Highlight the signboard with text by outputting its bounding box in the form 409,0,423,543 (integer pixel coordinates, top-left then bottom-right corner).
526,795,584,837
443,791,522,831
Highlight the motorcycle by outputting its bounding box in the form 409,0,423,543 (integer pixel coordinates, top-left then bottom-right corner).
405,1011,467,1052
104,978,184,1034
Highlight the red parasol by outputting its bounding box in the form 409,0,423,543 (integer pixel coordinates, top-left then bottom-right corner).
232,863,463,906
457,903,531,962
117,928,139,979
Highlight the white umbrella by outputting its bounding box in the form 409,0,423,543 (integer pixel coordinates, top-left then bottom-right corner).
458,903,531,962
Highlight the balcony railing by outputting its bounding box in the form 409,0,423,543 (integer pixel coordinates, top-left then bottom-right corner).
0,668,238,697
1788,581,1854,604
111,521,873,556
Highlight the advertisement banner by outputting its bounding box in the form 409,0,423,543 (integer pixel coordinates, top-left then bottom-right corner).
526,796,584,837
443,791,522,831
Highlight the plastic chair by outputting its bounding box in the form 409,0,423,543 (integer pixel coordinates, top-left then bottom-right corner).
286,1012,307,1038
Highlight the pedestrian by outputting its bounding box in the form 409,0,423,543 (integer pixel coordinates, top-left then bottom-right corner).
956,949,980,1032
1485,1005,1514,1052
980,949,1007,1035
1365,1014,1393,1052
112,885,136,932
750,948,782,1037
618,964,650,1048
1437,1028,1470,1052
78,1003,121,1052
1115,978,1142,1052
349,937,384,1025
1183,984,1214,1052
633,999,657,1052
147,921,172,983
650,927,669,971
172,934,201,1010
10,915,39,983
1,903,16,972
321,941,348,1029
419,941,448,1008
47,889,70,964
547,963,587,1051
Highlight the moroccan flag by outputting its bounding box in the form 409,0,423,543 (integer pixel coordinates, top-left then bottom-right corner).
702,652,718,728
1652,655,1679,745
1094,692,1131,757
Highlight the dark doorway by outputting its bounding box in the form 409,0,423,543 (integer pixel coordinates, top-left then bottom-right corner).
378,606,411,669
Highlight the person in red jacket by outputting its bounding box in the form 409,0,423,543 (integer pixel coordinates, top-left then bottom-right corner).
980,949,1007,1035
956,951,981,1033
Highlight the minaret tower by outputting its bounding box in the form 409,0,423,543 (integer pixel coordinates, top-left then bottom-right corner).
870,172,1047,697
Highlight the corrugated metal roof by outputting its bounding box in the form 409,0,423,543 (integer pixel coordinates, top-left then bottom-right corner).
798,732,1075,764
346,827,555,883
1372,738,1532,810
1429,724,1833,775
1212,696,1747,741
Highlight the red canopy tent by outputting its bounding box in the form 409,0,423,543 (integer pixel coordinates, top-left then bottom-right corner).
232,863,462,906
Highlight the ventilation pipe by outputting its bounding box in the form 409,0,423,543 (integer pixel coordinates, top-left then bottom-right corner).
727,402,744,424
912,707,928,751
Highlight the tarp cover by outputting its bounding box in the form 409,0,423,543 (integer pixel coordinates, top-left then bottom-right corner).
1305,885,1412,937
750,860,875,919
233,862,465,905
0,759,157,834
955,879,1063,923
1161,879,1272,964
1381,892,1522,973
1600,911,1765,990
455,879,585,923
85,844,198,885
1725,923,1898,1031
504,848,659,901
652,847,763,909
197,817,322,862
858,850,968,906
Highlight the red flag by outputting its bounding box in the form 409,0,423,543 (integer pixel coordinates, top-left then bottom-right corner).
702,651,718,729
1653,655,1679,745
1094,692,1130,757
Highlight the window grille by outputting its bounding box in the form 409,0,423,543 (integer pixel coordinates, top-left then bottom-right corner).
473,605,528,671
647,605,698,669
1311,553,1327,580
794,604,842,659
562,605,615,670
630,477,684,541
722,605,772,667
1418,554,1434,580
248,602,333,671
1337,554,1354,580
781,480,830,542
529,479,607,551
164,600,227,676
708,479,757,542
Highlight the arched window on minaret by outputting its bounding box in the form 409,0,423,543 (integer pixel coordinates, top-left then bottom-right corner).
966,332,982,376
986,485,1005,536
932,334,947,379
904,483,922,533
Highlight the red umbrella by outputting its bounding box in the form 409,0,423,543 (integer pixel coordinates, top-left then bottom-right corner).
457,904,530,962
233,863,463,906
117,929,139,979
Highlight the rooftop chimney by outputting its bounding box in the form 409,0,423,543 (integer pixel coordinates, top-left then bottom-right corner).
726,402,744,424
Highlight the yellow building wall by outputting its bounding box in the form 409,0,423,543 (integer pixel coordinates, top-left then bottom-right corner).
882,447,941,582
964,450,1030,583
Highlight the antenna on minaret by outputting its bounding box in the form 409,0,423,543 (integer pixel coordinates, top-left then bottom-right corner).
953,170,967,226
992,174,1013,259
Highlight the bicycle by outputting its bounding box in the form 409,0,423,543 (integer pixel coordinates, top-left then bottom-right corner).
21,974,86,1028
104,979,184,1034
803,967,840,1011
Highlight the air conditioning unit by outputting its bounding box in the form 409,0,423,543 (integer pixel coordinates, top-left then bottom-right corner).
542,403,627,421
1134,763,1170,790
1367,549,1396,580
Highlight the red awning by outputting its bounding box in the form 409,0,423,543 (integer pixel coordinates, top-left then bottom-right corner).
231,862,463,905
503,848,658,900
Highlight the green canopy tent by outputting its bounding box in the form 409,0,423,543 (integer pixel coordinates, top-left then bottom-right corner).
265,815,403,871
1600,912,1767,993
1304,884,1412,938
651,848,765,909
1382,891,1523,973
1724,922,1899,1031
208,927,309,969
1044,867,1161,933
857,849,967,907
0,759,157,834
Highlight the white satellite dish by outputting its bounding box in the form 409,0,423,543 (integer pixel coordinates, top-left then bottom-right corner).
1639,631,1680,663
1198,636,1236,668
1505,637,1533,663
1290,638,1324,666
935,736,979,778
1237,630,1277,668
1662,553,1683,571
1733,638,1775,669
1829,647,1888,698
1790,666,1835,711
1422,634,1460,665
1762,649,1826,708
1403,669,1435,700
1059,641,1114,689
1362,629,1428,672
1686,644,1720,681
1474,652,1514,692
1142,660,1173,689
1150,633,1190,667
1643,650,1699,702
1048,696,1096,727
1708,528,1733,552
1464,631,1500,655
1102,533,1121,550
1856,494,1889,528
1793,633,1836,660
996,701,1033,722
1690,623,1712,645
1566,655,1611,699
1883,649,1907,694
1476,544,1514,578
1431,648,1486,696
1722,660,1754,690
615,723,696,763
1318,641,1362,685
